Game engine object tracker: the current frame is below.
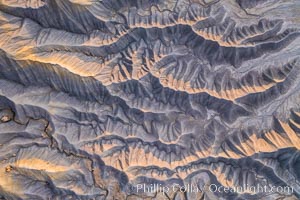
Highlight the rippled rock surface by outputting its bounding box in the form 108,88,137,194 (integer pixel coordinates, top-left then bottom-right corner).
0,0,300,199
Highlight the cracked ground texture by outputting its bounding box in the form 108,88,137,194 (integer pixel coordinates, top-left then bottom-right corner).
0,0,300,199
